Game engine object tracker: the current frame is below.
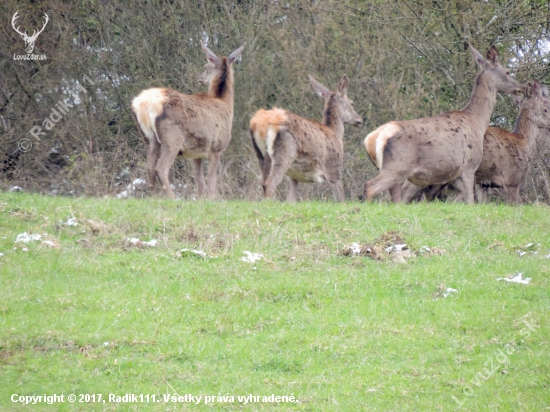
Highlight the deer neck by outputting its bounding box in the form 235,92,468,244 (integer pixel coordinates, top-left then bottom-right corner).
462,71,498,130
322,94,344,138
513,105,536,138
513,105,539,152
208,58,234,107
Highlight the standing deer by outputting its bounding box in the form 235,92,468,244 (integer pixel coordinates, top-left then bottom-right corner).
11,11,49,54
362,44,524,204
249,75,362,202
132,43,244,199
401,80,550,203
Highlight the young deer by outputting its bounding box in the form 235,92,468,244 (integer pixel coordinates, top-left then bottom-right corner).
401,80,550,203
362,44,524,204
249,75,362,202
132,43,244,199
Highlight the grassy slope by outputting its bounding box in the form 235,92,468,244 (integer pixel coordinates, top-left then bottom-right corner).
0,193,549,411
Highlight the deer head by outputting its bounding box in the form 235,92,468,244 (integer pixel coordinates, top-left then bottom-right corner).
523,80,550,130
12,11,49,54
197,43,244,85
470,44,525,96
309,74,363,126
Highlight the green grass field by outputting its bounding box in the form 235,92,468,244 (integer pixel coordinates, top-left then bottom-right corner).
1,193,549,411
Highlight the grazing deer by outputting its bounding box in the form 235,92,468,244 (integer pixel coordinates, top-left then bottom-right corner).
362,44,524,204
132,43,244,199
401,80,550,203
249,75,362,202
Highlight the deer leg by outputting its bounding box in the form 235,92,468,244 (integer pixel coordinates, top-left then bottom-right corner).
250,130,271,190
363,171,403,202
261,155,272,188
508,186,521,204
401,180,424,203
193,158,205,199
474,184,487,203
146,138,161,193
388,183,402,202
327,179,345,202
155,145,179,199
205,151,222,200
263,132,297,200
427,184,448,202
454,173,475,204
287,178,299,203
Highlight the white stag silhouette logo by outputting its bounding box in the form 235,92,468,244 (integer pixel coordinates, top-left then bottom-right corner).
11,11,49,54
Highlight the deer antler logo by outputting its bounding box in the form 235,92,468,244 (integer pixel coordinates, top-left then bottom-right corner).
11,11,49,54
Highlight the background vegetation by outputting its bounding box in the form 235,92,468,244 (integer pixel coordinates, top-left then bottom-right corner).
2,0,550,200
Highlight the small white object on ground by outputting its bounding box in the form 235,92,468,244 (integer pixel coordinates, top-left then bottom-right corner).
497,273,531,285
0,253,4,257
546,253,550,259
15,233,42,243
518,251,527,257
64,217,78,226
126,238,157,247
386,243,407,253
241,251,263,263
179,248,208,258
350,242,361,255
42,240,56,248
442,288,458,298
9,186,23,192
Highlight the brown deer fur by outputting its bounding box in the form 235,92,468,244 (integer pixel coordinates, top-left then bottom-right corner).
362,45,524,204
132,43,244,199
401,80,550,203
249,75,362,202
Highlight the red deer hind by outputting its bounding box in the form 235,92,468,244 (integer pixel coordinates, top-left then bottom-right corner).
401,80,550,203
249,75,362,202
363,44,524,204
132,43,244,199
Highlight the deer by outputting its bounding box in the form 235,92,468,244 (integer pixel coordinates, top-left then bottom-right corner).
131,42,244,199
362,44,525,204
11,11,49,54
400,80,550,203
249,75,362,202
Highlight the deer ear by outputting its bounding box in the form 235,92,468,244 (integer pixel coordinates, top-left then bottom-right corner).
338,74,349,96
201,43,221,66
485,45,499,65
525,82,534,99
309,75,331,100
469,44,487,67
228,44,244,65
532,79,543,98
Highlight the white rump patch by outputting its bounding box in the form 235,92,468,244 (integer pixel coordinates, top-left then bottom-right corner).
253,129,267,156
266,127,278,158
375,122,401,169
131,88,166,144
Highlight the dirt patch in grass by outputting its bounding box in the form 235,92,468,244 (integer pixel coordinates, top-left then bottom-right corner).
340,231,445,263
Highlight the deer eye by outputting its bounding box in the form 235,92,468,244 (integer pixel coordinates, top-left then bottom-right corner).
506,71,510,75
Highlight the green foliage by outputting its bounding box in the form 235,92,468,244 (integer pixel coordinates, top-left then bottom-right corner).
0,193,549,410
